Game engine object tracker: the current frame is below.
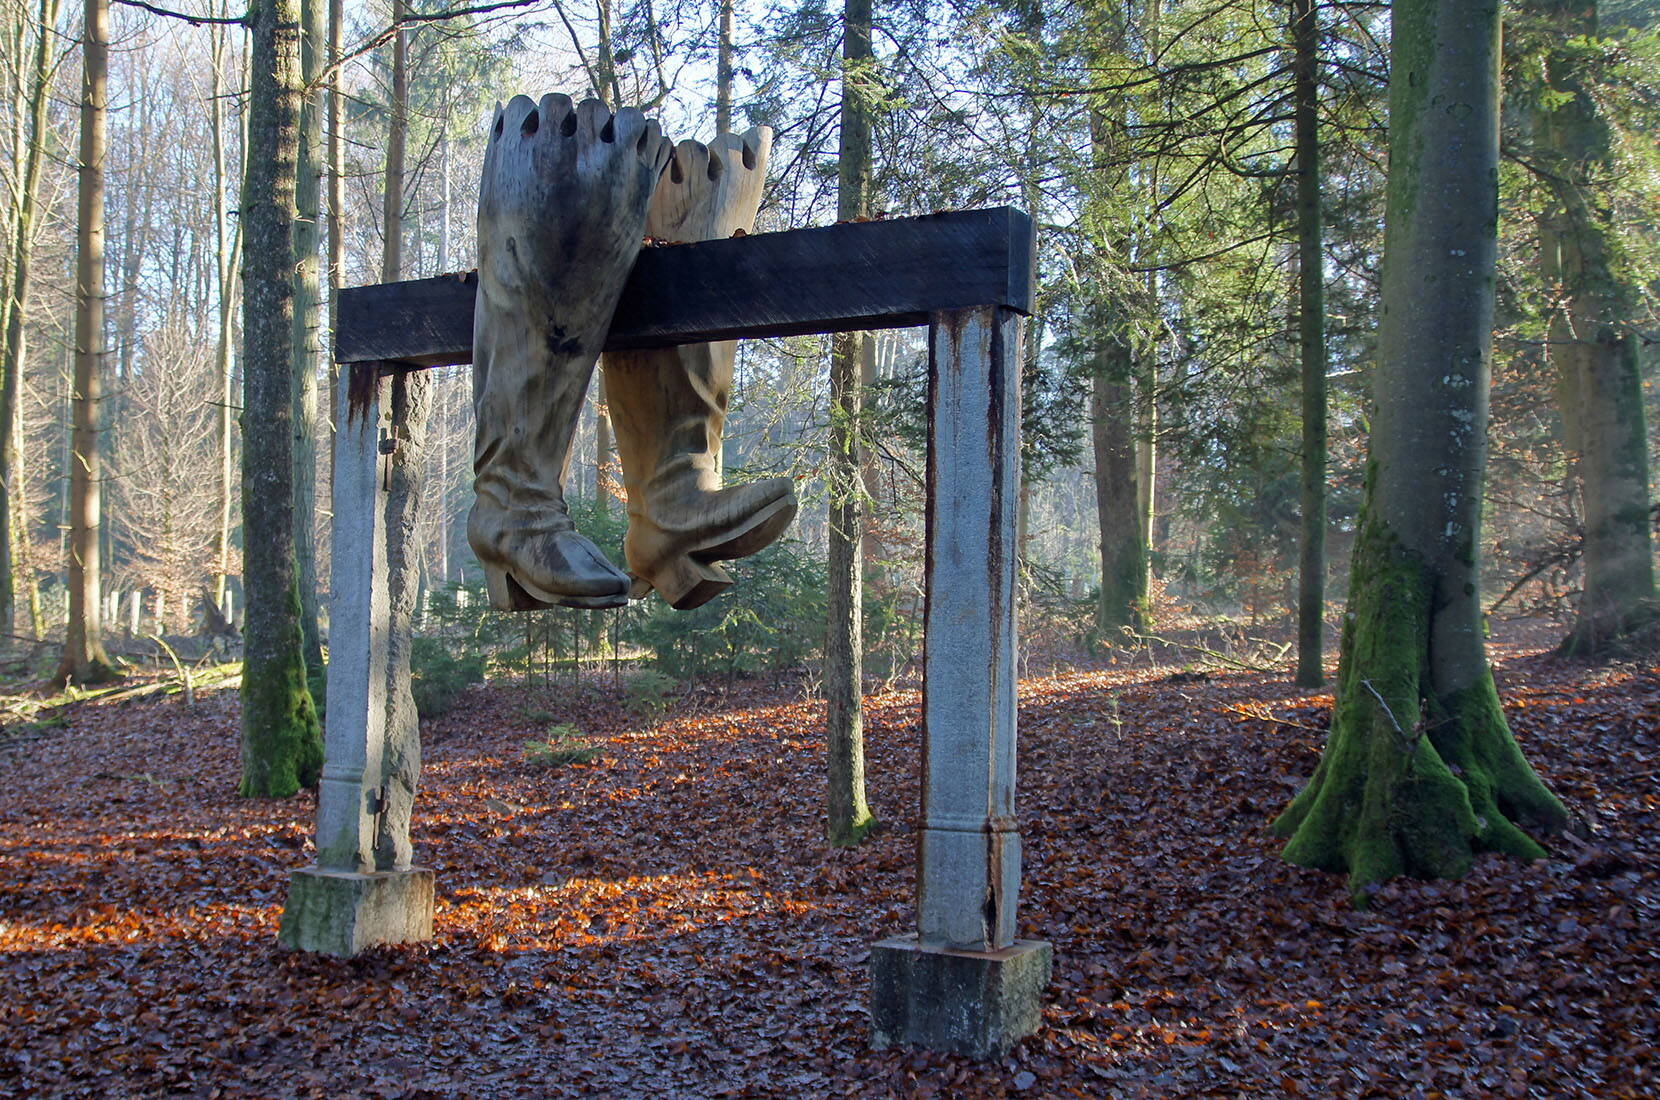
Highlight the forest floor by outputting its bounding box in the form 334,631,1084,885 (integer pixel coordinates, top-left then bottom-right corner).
0,624,1656,1098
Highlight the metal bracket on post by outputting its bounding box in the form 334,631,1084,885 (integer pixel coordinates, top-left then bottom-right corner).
869,305,1052,1059
278,363,433,957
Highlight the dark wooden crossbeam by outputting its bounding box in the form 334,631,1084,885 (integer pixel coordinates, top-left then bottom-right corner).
335,207,1034,367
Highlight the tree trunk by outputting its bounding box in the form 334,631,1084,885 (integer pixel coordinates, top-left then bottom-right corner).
294,0,324,671
715,0,734,134
1537,0,1657,656
325,0,343,531
1292,0,1327,687
239,0,323,797
1088,107,1148,636
210,10,242,613
1273,0,1567,901
1,0,62,637
826,0,875,847
378,0,427,838
56,0,117,686
1092,338,1145,635
383,0,406,283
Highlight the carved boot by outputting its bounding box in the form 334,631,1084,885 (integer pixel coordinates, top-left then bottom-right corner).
603,128,797,610
470,94,671,610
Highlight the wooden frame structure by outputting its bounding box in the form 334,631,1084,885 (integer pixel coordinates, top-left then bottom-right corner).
283,206,1050,1058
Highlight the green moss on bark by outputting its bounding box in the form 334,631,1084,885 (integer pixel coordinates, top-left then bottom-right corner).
238,579,322,798
1274,521,1566,904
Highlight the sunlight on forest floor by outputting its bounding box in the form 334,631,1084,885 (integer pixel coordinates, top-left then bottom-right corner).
1,631,1656,1096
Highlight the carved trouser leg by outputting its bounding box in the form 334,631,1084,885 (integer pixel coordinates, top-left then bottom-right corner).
469,94,671,610
603,129,798,609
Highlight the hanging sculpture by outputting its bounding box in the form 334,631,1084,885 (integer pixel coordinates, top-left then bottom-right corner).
469,94,795,613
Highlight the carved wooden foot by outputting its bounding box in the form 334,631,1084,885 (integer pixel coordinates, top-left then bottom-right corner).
470,94,671,610
603,128,798,610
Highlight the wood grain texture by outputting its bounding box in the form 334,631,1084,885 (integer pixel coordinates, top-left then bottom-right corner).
335,207,1035,366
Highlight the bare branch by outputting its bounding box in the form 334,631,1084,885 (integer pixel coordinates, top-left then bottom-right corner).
111,0,246,25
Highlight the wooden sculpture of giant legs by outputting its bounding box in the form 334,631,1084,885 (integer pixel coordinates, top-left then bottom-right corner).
279,92,1049,1059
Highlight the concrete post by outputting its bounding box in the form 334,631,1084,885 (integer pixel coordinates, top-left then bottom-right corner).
869,305,1051,1059
279,364,433,956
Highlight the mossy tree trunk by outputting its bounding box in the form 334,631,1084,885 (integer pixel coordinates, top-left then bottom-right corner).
1292,0,1327,688
1273,0,1567,902
240,0,323,797
1535,0,1657,657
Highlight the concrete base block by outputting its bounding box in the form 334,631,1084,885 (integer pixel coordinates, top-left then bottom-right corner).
278,866,434,957
869,934,1052,1059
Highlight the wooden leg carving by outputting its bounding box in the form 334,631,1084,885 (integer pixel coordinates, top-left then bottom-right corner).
278,365,434,956
603,129,797,609
468,94,672,611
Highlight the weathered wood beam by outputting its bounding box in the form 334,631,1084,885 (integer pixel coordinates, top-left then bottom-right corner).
335,207,1035,367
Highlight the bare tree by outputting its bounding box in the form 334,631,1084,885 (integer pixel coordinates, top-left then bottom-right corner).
111,321,220,629
57,0,116,685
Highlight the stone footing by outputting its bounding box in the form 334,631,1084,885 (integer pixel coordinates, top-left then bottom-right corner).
278,866,434,957
869,934,1052,1059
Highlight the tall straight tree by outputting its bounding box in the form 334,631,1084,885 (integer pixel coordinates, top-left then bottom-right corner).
1291,0,1327,687
240,0,323,796
56,0,116,685
324,0,344,508
1087,7,1148,637
825,0,875,846
1535,0,1657,656
293,0,325,671
1273,0,1567,899
1,0,62,636
209,7,242,616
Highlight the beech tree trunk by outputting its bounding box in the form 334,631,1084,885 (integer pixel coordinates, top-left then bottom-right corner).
1292,0,1327,687
210,10,242,615
240,0,323,796
1,0,61,637
294,0,324,670
57,0,117,686
1273,0,1567,901
825,0,875,847
1536,0,1657,656
325,0,343,523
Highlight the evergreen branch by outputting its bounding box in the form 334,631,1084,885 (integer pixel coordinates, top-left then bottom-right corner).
309,0,541,93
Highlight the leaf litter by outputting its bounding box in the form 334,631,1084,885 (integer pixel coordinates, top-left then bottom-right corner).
1,635,1655,1097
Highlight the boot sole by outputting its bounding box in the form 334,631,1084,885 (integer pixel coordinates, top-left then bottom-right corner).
483,565,629,612
630,495,798,610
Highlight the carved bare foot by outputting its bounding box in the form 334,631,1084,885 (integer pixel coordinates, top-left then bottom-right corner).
603,128,799,610
470,94,672,611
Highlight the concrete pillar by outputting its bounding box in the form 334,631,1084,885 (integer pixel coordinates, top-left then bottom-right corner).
128,591,141,636
869,305,1051,1059
279,364,432,956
